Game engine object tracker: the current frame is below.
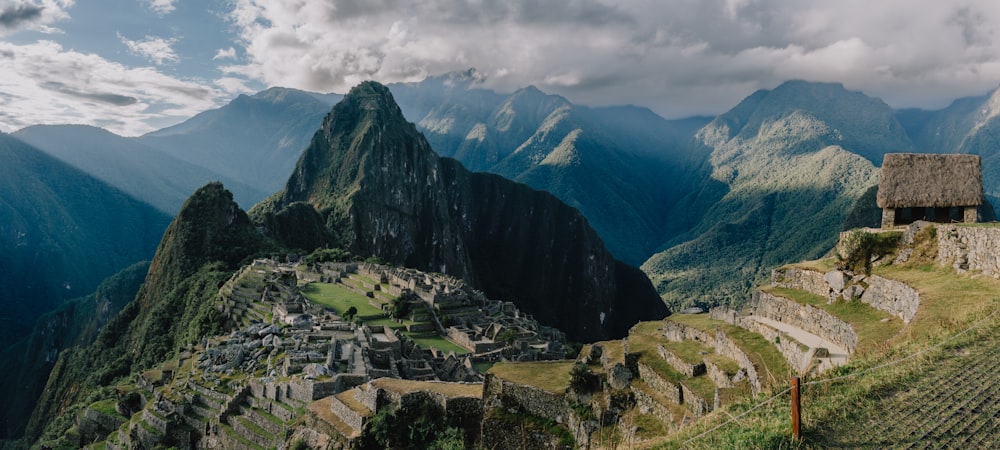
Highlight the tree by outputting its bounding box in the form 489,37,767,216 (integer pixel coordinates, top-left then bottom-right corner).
343,306,358,322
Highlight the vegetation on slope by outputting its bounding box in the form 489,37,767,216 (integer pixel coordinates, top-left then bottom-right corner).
650,233,1000,448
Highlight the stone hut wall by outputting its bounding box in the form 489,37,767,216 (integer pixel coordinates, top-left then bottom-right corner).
859,276,920,323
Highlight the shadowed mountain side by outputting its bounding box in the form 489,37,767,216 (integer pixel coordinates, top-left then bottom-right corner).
390,74,711,265
14,125,267,214
0,262,148,439
0,134,169,345
262,81,668,341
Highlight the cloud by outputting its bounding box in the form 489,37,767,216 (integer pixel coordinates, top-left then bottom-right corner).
0,40,226,135
145,0,175,15
0,3,42,29
213,46,236,60
222,0,1000,117
0,0,72,35
118,33,179,65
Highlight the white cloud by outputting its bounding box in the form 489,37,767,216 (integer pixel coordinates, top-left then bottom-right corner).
221,0,1000,117
0,40,225,136
145,0,175,15
118,33,179,65
212,46,236,60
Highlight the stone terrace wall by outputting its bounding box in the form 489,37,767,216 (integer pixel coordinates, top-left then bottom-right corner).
714,331,762,396
771,267,831,298
859,276,920,323
483,374,568,424
938,225,1000,277
636,363,682,405
730,314,812,374
747,290,858,353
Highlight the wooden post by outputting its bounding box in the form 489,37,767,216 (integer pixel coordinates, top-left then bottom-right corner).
791,377,801,441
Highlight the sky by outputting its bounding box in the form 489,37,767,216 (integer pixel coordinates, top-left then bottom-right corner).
2,0,1000,136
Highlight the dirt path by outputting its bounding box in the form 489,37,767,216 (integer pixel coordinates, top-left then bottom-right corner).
749,316,850,368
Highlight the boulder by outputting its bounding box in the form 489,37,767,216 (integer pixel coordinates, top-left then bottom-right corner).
824,271,847,292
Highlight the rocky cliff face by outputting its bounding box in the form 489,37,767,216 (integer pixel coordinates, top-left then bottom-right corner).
266,81,667,341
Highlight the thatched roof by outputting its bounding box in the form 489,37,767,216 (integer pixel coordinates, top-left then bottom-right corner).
877,153,983,208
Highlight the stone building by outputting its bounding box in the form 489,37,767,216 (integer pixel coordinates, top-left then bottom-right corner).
877,153,983,228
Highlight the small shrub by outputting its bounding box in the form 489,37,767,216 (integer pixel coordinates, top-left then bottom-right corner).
839,230,901,274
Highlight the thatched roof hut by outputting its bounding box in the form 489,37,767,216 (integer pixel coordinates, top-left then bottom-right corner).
877,153,983,209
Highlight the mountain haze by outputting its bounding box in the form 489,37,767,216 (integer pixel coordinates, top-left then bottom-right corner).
14,125,266,214
140,88,342,195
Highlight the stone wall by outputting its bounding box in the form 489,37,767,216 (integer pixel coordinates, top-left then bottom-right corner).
632,389,674,430
747,290,858,352
636,363,681,405
680,382,711,416
859,275,920,323
704,360,733,388
483,374,569,424
660,320,712,345
714,331,762,396
771,267,831,298
656,345,705,377
728,314,812,374
938,225,1000,277
329,396,366,432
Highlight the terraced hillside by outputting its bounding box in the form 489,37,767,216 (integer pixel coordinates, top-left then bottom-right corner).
651,222,1000,449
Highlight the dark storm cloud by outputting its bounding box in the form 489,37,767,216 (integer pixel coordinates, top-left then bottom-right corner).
40,81,139,106
0,3,43,29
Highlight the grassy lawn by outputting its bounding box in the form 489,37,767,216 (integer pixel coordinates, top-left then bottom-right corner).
300,282,384,317
488,361,575,394
402,332,468,354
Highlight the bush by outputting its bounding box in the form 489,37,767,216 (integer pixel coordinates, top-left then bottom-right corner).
839,230,901,274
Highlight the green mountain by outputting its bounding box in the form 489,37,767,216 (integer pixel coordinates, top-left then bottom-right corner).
642,81,908,310
0,262,148,439
14,125,267,214
390,73,712,265
25,182,270,443
257,81,668,341
0,133,170,343
140,88,342,195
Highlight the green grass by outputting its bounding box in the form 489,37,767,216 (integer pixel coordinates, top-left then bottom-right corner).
488,361,575,394
88,399,125,419
473,361,496,373
763,285,902,355
403,332,468,354
660,340,713,365
301,282,385,317
668,314,792,388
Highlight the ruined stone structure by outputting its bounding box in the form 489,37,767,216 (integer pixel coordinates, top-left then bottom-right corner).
877,153,983,228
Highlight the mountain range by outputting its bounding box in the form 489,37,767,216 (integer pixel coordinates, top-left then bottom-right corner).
8,72,1000,444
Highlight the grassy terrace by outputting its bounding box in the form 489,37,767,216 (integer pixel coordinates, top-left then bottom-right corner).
371,377,483,398
666,314,791,388
761,285,902,355
488,361,575,394
302,282,466,354
875,263,1000,342
301,282,385,317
